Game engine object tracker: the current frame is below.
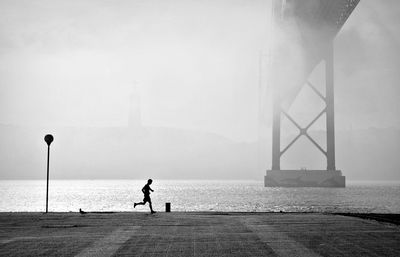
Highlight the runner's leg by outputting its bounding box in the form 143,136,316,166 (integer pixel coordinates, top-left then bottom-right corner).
149,199,156,213
135,201,146,207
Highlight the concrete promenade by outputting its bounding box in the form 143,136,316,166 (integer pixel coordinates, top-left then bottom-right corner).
1,212,400,256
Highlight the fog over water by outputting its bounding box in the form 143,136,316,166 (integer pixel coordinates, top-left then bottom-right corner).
0,0,399,180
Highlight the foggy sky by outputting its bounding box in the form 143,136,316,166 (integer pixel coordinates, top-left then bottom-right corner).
0,0,270,142
0,0,399,141
0,0,399,180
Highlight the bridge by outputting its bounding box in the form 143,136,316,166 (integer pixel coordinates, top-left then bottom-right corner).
265,0,361,187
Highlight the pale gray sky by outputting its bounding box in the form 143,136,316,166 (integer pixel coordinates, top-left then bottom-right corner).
0,0,399,142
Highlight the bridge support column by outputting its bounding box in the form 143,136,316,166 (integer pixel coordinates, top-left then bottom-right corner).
265,42,345,188
271,89,281,171
326,43,336,171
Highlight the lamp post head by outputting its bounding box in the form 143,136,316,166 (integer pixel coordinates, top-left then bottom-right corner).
44,134,54,146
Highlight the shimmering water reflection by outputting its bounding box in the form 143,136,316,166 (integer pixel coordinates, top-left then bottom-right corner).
0,180,399,213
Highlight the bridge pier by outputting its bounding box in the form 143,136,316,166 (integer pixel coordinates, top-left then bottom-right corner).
264,0,360,187
265,42,345,188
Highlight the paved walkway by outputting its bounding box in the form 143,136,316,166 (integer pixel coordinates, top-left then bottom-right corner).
0,212,399,256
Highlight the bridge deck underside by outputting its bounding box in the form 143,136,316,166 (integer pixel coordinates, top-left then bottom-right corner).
288,0,360,68
288,0,360,37
276,0,361,107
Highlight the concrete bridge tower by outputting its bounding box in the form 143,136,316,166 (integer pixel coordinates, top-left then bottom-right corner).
265,0,360,187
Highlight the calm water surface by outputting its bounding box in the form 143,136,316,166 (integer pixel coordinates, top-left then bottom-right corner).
1,180,399,213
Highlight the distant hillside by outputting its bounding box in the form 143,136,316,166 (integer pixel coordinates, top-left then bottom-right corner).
0,125,398,180
336,128,400,181
0,125,258,180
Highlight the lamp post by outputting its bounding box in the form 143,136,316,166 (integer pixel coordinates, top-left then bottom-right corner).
44,134,54,213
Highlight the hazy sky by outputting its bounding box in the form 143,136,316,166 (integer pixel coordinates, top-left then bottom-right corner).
0,0,399,142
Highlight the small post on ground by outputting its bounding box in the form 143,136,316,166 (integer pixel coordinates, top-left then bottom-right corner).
44,134,54,213
165,202,171,212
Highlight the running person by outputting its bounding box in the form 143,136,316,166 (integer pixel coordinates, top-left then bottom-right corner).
134,179,156,214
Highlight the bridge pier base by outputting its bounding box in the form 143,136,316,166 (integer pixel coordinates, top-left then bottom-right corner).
265,170,345,187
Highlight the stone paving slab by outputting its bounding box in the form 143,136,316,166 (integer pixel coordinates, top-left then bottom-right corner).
0,212,399,257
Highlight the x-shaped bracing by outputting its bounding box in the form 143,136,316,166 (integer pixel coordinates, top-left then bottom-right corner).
280,81,327,157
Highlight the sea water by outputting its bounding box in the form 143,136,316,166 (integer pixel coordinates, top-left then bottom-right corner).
0,180,399,213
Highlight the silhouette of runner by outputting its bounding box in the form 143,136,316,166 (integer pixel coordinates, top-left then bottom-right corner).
134,179,156,214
